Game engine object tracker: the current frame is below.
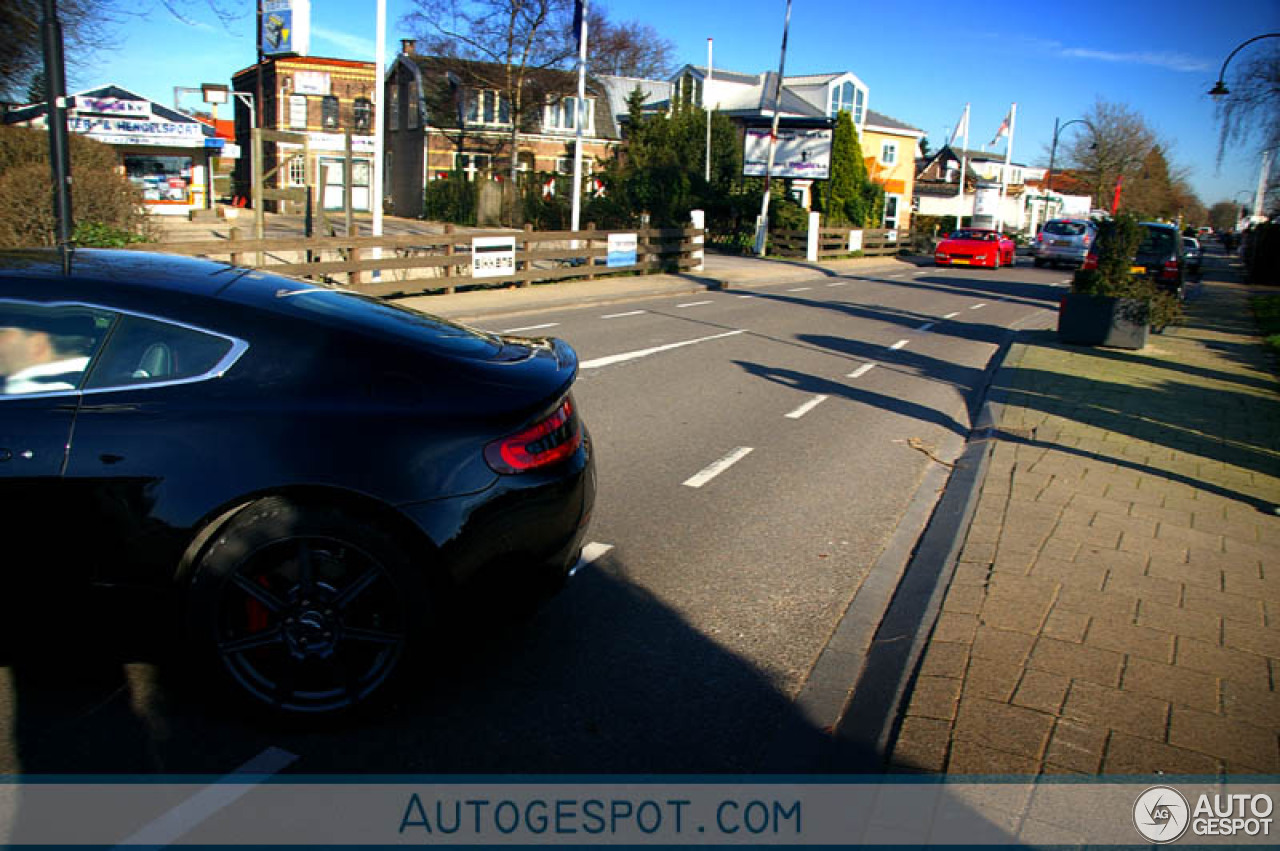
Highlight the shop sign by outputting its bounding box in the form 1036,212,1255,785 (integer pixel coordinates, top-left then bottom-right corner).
74,96,149,117
68,116,208,147
262,0,312,57
293,71,330,96
302,133,376,153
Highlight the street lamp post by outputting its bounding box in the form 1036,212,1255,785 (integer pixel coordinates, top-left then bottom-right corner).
1046,117,1095,196
1208,33,1280,97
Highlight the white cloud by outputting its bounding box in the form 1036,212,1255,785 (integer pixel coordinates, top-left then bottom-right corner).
1057,46,1211,73
312,25,375,59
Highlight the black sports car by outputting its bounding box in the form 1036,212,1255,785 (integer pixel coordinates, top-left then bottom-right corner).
0,249,594,715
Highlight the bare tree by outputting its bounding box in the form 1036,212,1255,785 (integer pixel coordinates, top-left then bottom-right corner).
1062,98,1160,211
587,9,675,78
1,0,241,102
1214,44,1280,210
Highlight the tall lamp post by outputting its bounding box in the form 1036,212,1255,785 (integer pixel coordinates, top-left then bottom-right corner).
1045,117,1096,196
1207,33,1280,97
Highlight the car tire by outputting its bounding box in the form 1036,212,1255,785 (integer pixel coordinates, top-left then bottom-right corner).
186,497,428,716
1033,258,1045,268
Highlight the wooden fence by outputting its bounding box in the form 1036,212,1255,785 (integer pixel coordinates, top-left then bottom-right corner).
130,224,703,299
769,226,910,260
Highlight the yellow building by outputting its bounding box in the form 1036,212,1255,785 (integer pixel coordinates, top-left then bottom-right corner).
861,111,925,232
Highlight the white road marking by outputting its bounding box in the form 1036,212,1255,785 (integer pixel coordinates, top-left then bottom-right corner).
890,274,905,278
737,294,756,299
827,281,849,287
114,747,298,848
889,339,910,351
677,300,713,308
847,363,876,379
917,322,936,333
785,394,830,419
943,312,960,319
787,287,812,292
970,303,986,310
580,329,747,370
569,542,614,576
601,310,646,319
499,322,559,334
684,447,754,488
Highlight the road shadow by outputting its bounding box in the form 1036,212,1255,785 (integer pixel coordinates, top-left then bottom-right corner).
1,554,879,777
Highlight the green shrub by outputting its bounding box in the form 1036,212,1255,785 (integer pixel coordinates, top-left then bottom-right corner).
0,126,149,248
422,173,477,225
1073,213,1182,330
72,221,149,247
1252,294,1280,358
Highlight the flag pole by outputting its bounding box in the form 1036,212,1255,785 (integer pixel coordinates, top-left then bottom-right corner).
955,103,969,230
754,0,793,257
998,102,1016,233
570,0,588,234
705,37,713,183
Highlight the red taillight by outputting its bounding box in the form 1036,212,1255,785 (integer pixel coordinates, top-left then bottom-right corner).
1083,234,1092,246
485,397,582,474
1159,259,1179,281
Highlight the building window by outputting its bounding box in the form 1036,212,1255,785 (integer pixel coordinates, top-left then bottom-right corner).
353,97,371,132
321,95,339,130
453,152,492,181
544,97,594,133
407,94,419,129
289,94,308,130
854,87,865,125
881,142,897,166
883,194,901,229
124,154,193,203
465,90,510,127
388,87,399,131
555,156,594,175
287,155,307,187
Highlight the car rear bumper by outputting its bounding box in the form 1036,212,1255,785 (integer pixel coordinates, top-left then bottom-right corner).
399,432,596,588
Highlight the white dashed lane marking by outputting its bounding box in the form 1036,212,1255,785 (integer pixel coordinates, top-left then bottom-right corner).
847,363,876,379
569,542,614,576
601,310,646,319
889,339,909,351
677,300,713,308
580,329,746,370
785,395,829,420
499,322,559,334
683,447,754,488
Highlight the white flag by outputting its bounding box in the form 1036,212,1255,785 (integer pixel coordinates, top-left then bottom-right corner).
948,104,969,147
990,109,1012,146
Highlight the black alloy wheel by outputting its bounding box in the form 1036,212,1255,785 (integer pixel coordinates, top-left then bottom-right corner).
190,499,423,715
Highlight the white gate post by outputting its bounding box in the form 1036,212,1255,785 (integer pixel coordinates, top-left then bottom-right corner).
807,211,821,262
690,209,706,271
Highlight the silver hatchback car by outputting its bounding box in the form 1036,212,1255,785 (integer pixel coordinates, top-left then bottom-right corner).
1033,218,1096,268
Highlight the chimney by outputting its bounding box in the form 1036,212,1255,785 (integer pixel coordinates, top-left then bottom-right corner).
401,39,416,56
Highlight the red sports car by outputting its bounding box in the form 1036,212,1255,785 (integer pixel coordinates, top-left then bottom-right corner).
934,228,1016,268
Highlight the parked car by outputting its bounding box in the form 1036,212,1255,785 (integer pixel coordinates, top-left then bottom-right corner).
934,228,1016,268
1197,226,1214,239
1032,218,1096,268
1083,221,1187,299
0,249,595,715
1183,236,1202,275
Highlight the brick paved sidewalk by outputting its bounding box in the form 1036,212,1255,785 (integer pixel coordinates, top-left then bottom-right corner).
889,277,1280,776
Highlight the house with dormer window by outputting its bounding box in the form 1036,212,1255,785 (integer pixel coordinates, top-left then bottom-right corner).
656,64,922,228
384,41,621,218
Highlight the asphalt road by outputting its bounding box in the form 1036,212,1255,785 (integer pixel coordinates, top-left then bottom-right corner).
0,257,1068,777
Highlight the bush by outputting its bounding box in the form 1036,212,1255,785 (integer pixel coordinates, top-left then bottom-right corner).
1072,213,1181,330
1243,222,1280,285
1252,294,1280,360
0,126,149,248
422,173,477,225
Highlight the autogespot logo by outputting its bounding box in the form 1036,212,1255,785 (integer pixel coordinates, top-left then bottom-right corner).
1134,786,1191,844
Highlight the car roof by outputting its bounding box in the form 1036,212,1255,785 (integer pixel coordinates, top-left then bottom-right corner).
0,248,333,308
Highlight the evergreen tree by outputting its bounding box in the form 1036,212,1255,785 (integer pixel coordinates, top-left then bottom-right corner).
825,109,884,227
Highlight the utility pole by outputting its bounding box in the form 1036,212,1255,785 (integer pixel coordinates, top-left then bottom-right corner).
753,0,793,257
41,0,73,269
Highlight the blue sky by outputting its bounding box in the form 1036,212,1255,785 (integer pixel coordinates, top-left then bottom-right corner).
72,0,1280,209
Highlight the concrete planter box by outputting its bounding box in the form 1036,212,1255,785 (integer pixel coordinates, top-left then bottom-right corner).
1057,293,1149,349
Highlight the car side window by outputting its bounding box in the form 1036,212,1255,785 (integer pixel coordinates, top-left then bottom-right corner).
83,314,235,391
0,302,114,396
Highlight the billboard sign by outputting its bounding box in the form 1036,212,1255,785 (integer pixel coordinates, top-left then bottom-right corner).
743,127,832,179
262,0,312,57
